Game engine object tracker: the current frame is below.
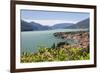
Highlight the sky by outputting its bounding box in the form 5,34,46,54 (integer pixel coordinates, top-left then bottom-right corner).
21,10,89,26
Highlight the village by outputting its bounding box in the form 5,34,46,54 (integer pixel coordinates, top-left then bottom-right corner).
53,31,89,51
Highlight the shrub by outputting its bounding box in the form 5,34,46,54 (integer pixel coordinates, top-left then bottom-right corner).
21,46,89,63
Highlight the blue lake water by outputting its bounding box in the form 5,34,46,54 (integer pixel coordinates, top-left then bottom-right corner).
21,29,88,53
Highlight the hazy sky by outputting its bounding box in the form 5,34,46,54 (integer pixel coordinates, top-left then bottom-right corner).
21,10,89,26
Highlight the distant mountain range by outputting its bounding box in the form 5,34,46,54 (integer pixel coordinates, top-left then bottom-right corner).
66,18,89,29
21,18,89,31
51,23,74,29
21,20,50,31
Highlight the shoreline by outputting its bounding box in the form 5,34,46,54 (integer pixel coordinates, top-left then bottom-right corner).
53,31,89,49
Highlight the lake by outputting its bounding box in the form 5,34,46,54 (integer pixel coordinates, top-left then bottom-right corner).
21,29,88,53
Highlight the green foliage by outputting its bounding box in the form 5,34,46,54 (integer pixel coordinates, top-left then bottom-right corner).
21,46,90,63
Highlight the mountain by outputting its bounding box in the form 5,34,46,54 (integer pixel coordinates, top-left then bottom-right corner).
21,20,38,31
30,22,51,30
21,20,51,31
66,18,89,29
21,18,89,31
51,23,74,29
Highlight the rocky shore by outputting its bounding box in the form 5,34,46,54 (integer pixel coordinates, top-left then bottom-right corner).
53,31,89,50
